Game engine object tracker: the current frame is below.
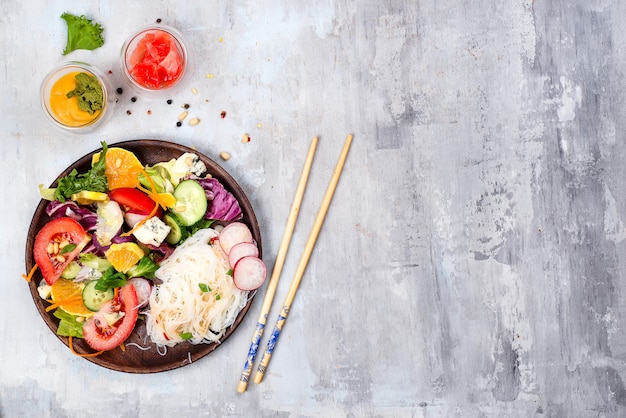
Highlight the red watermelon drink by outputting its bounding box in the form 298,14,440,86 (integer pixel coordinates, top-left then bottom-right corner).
121,25,189,94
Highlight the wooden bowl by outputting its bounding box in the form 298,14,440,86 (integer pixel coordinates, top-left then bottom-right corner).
24,139,261,373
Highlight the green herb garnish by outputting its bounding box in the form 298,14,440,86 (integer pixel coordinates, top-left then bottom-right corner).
180,332,193,340
95,266,127,291
189,218,215,236
59,243,77,255
198,283,211,293
54,141,109,201
127,257,159,280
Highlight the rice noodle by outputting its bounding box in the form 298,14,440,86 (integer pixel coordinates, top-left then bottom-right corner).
145,228,249,347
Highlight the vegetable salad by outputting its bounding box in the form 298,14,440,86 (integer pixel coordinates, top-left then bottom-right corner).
27,142,265,355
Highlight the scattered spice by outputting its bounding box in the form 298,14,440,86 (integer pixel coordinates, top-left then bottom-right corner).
220,152,231,161
183,103,190,109
218,37,223,43
178,111,188,120
220,111,227,119
116,87,123,94
166,99,172,105
189,117,200,126
206,73,214,78
242,133,250,143
126,110,132,115
131,96,137,102
147,110,152,115
176,121,182,127
108,70,113,74
191,87,198,95
156,18,162,23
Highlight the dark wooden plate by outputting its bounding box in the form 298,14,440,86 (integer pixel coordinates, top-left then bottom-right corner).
24,139,261,373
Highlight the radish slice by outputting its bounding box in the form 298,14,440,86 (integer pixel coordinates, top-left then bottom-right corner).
124,210,149,229
127,277,153,308
233,256,267,290
219,222,253,255
228,242,259,268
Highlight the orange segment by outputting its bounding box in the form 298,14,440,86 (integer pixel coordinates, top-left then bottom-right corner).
49,279,93,317
104,242,145,273
98,148,144,190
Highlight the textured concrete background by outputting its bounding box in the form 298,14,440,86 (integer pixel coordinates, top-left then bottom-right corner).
2,0,626,416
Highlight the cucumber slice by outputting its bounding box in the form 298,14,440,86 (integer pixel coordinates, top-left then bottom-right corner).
82,280,114,312
61,261,81,279
172,180,208,226
164,212,187,245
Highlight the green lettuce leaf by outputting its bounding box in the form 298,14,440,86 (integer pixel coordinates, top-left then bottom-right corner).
54,141,109,201
53,308,84,338
61,13,104,55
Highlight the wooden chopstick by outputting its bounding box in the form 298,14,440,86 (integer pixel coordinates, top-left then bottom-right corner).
237,136,319,393
253,134,354,385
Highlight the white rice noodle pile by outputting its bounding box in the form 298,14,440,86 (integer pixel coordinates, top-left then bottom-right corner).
145,228,249,347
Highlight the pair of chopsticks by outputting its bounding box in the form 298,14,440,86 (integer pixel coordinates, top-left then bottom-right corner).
237,134,353,393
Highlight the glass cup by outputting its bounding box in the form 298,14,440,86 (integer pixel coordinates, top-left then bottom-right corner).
41,62,111,133
120,24,189,96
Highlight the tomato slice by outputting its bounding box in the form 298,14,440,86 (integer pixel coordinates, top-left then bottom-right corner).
33,217,89,285
109,188,163,217
82,284,139,351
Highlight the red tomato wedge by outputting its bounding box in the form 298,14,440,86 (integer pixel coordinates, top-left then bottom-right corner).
128,30,183,89
109,188,163,217
82,284,139,351
33,217,89,285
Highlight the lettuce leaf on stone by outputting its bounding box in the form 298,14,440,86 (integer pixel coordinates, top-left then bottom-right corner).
61,13,104,55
